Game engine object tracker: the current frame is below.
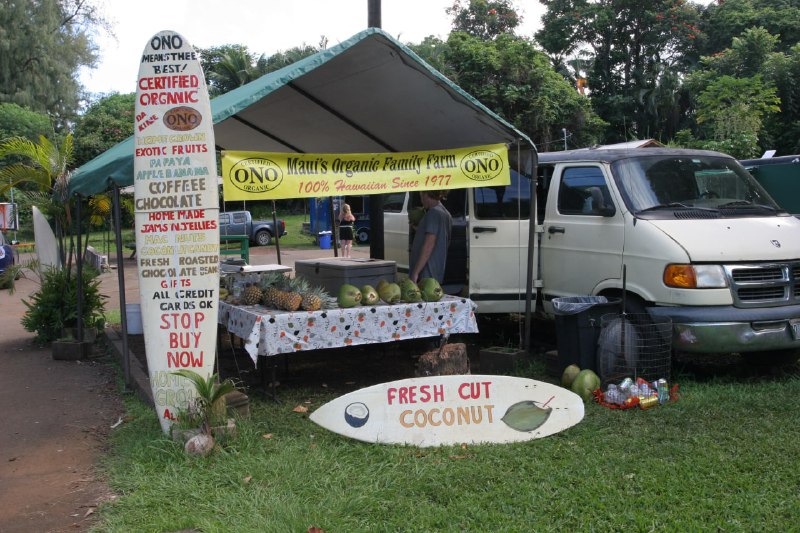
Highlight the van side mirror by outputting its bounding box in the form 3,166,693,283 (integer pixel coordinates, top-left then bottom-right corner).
598,205,616,217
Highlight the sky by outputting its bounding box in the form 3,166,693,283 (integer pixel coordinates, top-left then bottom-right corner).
79,0,546,97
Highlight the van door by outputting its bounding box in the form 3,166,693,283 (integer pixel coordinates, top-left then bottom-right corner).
383,190,469,295
467,171,533,313
383,192,410,271
539,164,624,314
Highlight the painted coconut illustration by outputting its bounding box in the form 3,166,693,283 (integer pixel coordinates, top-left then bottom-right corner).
344,402,370,428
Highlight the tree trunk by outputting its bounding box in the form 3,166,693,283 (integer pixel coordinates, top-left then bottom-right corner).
415,343,470,377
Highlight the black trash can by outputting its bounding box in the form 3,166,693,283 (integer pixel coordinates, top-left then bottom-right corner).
552,296,622,373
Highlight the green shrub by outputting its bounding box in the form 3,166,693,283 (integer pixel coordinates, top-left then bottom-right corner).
21,266,107,343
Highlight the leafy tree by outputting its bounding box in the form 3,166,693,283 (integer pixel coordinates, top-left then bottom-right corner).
685,27,785,156
408,36,453,75
72,93,135,167
443,32,605,148
0,0,106,129
763,43,800,153
536,0,703,142
200,45,262,96
261,43,321,72
446,0,522,40
0,103,52,141
200,43,320,97
695,75,780,158
699,0,800,56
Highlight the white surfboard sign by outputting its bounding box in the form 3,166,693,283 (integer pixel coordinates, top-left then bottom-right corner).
32,206,61,270
309,375,584,447
133,31,220,434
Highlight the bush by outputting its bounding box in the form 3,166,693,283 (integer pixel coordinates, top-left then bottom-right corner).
21,266,107,343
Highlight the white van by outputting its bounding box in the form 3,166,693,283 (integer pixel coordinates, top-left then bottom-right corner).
384,148,800,360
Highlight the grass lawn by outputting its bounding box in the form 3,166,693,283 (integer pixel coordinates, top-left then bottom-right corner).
95,351,800,532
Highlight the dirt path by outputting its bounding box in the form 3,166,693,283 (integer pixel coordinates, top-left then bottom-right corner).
0,267,125,532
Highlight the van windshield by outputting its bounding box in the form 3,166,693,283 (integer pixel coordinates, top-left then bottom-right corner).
612,155,783,217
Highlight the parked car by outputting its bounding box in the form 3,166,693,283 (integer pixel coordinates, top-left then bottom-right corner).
218,210,287,246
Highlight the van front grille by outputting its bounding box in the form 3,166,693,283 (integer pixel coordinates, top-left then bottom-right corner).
726,262,800,307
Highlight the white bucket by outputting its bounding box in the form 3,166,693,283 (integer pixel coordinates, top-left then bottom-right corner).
125,303,143,335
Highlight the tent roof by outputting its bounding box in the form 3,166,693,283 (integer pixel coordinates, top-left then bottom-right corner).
70,28,533,196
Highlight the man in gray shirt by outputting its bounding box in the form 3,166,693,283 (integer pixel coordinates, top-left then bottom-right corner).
409,190,452,284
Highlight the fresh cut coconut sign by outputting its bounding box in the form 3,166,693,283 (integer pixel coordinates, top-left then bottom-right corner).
310,375,584,447
133,31,219,434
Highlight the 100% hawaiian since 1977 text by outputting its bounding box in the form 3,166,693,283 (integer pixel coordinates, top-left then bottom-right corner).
297,174,453,195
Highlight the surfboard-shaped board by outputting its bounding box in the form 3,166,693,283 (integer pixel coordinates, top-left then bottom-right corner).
309,375,584,447
32,206,61,270
133,31,220,434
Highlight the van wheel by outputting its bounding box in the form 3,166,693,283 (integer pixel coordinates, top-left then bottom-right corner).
356,227,369,244
255,230,272,246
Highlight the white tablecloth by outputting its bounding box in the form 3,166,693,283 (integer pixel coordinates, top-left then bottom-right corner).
218,296,479,363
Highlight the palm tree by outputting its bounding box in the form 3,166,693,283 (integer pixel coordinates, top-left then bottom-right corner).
0,134,107,342
0,134,75,266
172,369,237,436
206,46,264,96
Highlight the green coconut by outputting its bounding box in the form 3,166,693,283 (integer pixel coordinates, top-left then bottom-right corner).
571,369,601,402
399,278,422,302
361,284,380,306
378,282,402,304
419,277,444,302
337,283,362,308
560,364,581,389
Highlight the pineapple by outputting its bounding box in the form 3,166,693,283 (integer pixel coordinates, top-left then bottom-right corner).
293,277,336,312
301,290,323,311
272,289,300,311
261,286,282,308
259,272,289,309
241,284,263,306
282,291,303,312
278,277,305,311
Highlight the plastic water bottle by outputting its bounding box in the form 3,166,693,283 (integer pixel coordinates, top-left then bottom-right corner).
605,384,623,405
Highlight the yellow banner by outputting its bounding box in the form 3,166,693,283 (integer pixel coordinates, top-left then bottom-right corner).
221,144,509,200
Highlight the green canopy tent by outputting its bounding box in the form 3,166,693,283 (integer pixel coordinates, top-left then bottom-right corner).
69,28,538,383
70,28,533,194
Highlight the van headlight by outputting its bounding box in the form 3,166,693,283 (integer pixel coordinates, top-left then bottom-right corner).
663,264,728,289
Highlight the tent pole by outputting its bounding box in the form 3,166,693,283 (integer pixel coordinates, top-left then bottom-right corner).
368,0,381,28
113,184,131,388
75,194,84,342
523,141,538,353
330,197,338,257
271,200,282,264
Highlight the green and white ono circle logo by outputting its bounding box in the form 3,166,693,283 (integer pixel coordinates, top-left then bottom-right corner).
460,149,504,181
228,158,283,193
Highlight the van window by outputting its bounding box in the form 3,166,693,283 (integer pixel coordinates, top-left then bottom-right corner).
383,192,406,213
473,170,530,219
613,155,780,215
558,166,613,215
406,189,468,218
343,195,368,217
537,164,554,224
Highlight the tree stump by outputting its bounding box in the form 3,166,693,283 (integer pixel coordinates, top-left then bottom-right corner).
415,343,470,377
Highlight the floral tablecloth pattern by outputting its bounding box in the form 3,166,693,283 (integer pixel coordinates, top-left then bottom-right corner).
219,296,479,363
